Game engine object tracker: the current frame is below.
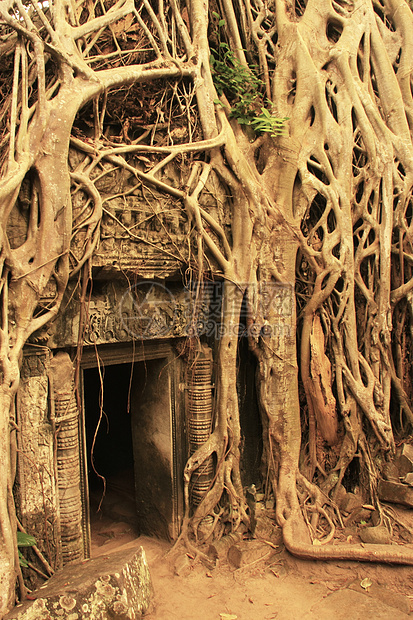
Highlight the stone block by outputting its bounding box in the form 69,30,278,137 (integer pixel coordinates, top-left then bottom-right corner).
227,540,275,569
359,525,391,545
311,587,410,619
254,516,283,545
348,581,410,615
403,472,413,486
344,507,371,526
5,545,152,620
333,484,347,507
397,444,413,477
340,492,362,514
378,479,413,508
174,553,192,577
382,460,400,482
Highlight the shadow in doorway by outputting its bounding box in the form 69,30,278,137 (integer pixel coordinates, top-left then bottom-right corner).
84,363,139,550
83,354,177,554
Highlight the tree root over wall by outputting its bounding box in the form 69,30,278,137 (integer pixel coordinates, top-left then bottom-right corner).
3,1,413,615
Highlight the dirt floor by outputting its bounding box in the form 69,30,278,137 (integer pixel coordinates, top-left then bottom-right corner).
90,508,413,619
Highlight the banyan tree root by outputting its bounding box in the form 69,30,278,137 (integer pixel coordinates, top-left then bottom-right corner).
275,468,413,564
283,512,413,565
3,2,413,614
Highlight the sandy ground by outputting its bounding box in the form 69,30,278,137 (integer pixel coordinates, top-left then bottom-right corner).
90,514,413,619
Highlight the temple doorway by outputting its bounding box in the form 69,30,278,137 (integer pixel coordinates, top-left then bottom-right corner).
84,363,138,544
81,343,185,556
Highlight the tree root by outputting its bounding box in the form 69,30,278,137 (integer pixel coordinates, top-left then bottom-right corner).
283,513,413,565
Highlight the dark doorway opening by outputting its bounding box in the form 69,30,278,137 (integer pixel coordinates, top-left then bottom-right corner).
238,335,263,487
238,293,263,487
83,363,139,543
82,351,181,552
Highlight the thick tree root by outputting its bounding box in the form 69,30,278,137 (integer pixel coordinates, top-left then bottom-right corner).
283,515,413,565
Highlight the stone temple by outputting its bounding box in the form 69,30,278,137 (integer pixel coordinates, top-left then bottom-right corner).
13,166,263,574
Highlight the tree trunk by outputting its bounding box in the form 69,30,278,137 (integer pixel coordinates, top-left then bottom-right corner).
0,387,17,617
251,233,301,526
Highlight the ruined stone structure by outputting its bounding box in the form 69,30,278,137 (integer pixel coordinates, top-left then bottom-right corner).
12,167,255,573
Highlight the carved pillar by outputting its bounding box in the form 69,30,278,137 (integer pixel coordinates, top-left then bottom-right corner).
15,349,61,570
50,352,84,565
186,345,214,511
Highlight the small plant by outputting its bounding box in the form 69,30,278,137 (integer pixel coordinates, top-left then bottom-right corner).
210,31,262,126
17,532,36,568
250,107,288,137
210,13,287,137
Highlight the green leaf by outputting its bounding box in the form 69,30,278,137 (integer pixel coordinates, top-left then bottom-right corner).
18,550,29,568
260,107,272,118
17,532,36,547
218,19,226,27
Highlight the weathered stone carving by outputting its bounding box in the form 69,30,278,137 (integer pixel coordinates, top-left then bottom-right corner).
186,346,214,512
49,353,84,565
73,181,190,279
15,350,61,572
4,546,152,620
47,280,211,349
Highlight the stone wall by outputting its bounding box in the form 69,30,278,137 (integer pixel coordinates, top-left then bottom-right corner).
15,350,62,571
14,162,218,570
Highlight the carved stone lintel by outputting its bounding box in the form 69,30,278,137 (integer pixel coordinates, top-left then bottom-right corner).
47,280,211,349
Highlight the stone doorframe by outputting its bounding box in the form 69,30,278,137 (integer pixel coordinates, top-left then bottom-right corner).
79,340,186,557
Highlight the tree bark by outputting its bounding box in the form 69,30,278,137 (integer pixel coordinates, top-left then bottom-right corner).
0,387,17,616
